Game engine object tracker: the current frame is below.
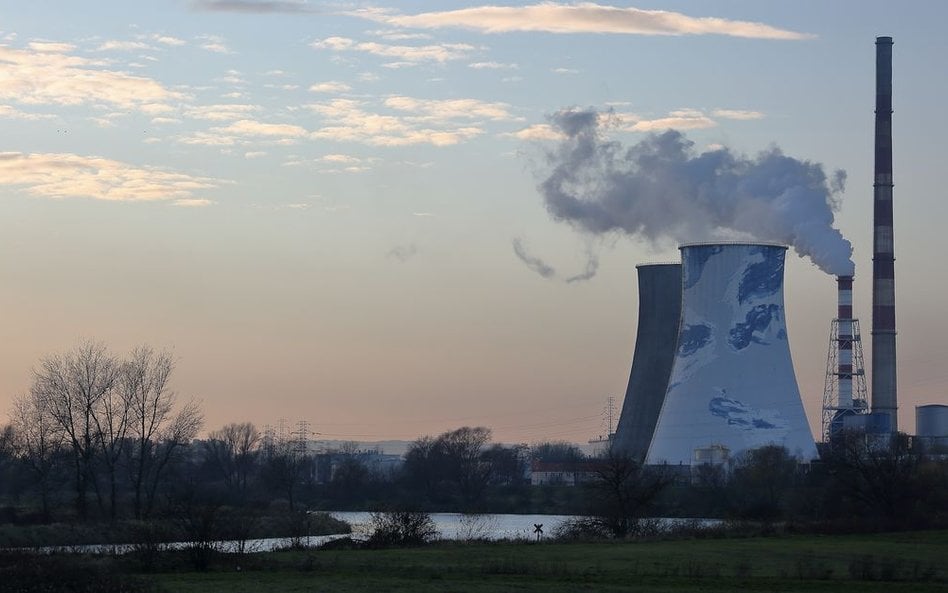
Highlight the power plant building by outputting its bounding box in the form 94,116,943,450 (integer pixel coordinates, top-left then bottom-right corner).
613,263,682,462
646,243,819,465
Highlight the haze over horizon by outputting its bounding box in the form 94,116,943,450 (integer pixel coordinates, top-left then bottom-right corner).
1,1,946,444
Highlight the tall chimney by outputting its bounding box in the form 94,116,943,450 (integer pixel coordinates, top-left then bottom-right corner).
871,36,898,432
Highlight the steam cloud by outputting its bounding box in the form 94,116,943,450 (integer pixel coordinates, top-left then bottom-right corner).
538,109,854,276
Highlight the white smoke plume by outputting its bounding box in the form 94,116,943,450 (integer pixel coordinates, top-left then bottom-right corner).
538,108,854,276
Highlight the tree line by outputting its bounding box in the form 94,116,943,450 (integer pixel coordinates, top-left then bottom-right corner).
1,341,946,534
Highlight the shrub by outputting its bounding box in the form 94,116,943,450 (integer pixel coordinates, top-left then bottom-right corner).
366,511,438,548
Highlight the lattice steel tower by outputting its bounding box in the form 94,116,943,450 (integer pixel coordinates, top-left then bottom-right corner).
821,275,869,441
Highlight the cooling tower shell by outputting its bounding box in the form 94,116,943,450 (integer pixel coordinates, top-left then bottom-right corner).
646,243,818,464
613,263,682,462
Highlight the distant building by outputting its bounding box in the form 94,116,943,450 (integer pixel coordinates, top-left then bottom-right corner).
529,461,599,486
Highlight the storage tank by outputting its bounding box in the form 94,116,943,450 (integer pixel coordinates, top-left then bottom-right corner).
916,405,948,438
612,263,682,462
646,243,819,465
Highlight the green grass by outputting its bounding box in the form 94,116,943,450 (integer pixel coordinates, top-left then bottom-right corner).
148,531,948,593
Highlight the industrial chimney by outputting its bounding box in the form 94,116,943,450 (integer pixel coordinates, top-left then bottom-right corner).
646,243,818,465
871,36,898,432
613,263,682,462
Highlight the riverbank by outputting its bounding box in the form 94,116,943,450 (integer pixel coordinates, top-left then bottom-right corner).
3,530,946,593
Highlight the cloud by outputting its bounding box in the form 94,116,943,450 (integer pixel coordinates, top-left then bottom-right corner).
0,105,56,121
355,4,813,40
172,198,215,207
468,61,518,69
184,103,261,121
96,40,153,52
244,151,267,158
191,0,314,13
198,35,233,54
552,67,579,75
27,41,76,53
309,81,352,93
383,96,516,121
507,123,564,141
713,109,765,120
320,154,361,164
367,29,432,41
216,119,308,137
152,34,187,46
311,36,476,64
307,98,486,146
0,44,181,111
0,152,219,202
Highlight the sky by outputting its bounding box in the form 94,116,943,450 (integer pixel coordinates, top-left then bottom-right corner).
1,1,946,445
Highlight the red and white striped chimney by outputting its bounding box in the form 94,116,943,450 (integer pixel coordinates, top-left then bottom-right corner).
837,275,854,409
871,36,898,431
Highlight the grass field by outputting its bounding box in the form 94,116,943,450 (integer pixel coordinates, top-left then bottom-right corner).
148,531,948,593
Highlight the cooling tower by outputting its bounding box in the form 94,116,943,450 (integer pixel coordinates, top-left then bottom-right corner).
871,36,898,432
613,263,682,462
646,243,819,465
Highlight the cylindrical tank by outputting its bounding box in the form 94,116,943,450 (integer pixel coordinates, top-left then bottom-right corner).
646,243,819,465
613,263,682,462
916,405,948,438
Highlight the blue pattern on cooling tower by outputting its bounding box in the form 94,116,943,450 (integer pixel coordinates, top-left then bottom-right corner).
728,304,781,350
738,246,784,304
709,396,787,431
678,324,712,356
682,245,723,289
645,243,817,465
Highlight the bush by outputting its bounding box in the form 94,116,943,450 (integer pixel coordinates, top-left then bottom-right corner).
366,511,438,548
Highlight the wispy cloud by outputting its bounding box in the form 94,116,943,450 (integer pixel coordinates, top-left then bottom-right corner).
184,103,260,121
384,96,516,121
0,105,56,121
506,123,564,141
172,198,215,207
712,109,765,120
151,34,187,46
0,44,181,111
309,81,352,93
95,40,153,52
354,4,813,40
311,36,477,65
0,152,219,202
198,34,233,54
468,61,518,70
307,98,486,147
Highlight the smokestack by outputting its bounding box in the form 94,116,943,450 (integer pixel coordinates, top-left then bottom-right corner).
613,263,682,462
871,36,898,432
837,275,854,409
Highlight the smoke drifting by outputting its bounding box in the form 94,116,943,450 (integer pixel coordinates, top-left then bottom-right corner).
512,238,600,283
539,109,854,276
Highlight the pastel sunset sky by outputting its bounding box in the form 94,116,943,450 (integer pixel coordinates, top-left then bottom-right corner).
1,1,945,443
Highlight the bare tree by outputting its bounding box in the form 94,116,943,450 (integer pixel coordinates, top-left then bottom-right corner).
123,346,203,518
31,340,120,519
589,447,674,538
10,393,65,522
205,422,260,493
